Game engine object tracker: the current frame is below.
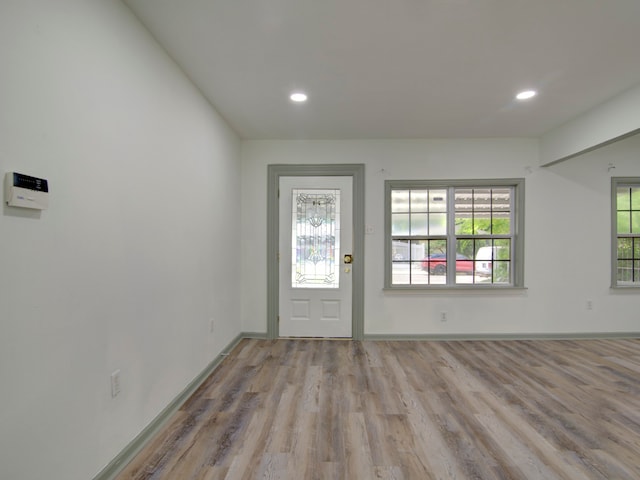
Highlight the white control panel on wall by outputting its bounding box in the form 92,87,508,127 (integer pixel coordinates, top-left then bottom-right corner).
4,172,49,210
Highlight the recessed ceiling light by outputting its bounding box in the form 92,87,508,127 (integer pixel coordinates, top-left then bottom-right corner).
290,92,308,102
516,90,537,100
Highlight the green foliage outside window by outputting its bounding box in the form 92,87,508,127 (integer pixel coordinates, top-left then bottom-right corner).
454,218,511,236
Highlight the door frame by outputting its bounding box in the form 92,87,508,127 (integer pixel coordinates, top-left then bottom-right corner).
267,164,365,340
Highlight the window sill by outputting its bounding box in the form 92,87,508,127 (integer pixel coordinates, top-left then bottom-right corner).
610,285,640,293
383,285,528,296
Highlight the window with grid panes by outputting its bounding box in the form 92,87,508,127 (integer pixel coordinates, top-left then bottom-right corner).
385,179,524,288
612,178,640,287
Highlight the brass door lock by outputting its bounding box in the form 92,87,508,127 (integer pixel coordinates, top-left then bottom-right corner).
344,254,353,264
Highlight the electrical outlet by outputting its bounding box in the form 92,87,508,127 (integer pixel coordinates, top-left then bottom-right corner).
586,300,593,311
110,370,121,398
440,311,448,322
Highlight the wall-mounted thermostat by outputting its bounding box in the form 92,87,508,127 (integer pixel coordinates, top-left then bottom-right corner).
4,172,49,210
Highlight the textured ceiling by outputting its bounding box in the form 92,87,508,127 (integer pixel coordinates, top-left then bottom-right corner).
125,0,640,140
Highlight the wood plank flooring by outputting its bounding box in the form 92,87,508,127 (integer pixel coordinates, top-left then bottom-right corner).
115,338,640,479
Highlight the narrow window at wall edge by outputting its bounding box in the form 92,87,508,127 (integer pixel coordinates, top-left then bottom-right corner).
385,178,525,289
611,177,640,288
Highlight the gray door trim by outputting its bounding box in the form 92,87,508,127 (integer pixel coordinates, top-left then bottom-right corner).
267,164,365,340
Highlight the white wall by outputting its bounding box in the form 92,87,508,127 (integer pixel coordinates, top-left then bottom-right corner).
241,136,640,336
540,83,640,165
0,1,240,479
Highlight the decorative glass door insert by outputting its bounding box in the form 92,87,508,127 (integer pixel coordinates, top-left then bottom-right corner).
291,188,341,288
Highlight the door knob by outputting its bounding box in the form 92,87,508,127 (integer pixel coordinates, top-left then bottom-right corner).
344,254,353,264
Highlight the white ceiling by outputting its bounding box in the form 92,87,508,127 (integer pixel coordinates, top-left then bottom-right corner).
124,0,640,140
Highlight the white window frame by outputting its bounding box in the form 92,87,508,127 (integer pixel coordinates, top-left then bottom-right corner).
384,178,525,289
611,177,640,288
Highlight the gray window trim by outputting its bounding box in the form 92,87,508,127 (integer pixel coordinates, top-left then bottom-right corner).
384,178,525,289
611,177,640,289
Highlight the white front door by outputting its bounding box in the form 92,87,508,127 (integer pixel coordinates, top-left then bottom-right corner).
279,176,353,337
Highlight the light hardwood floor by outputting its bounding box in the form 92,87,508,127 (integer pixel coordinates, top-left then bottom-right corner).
116,338,640,479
